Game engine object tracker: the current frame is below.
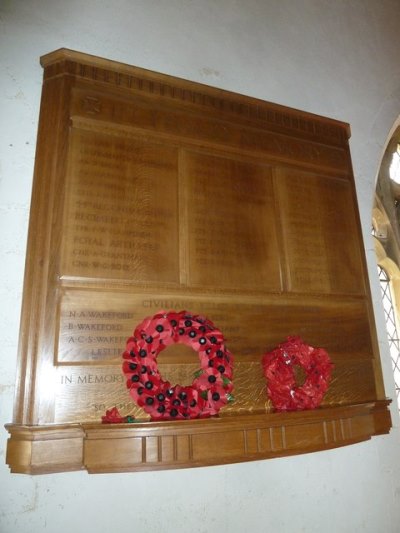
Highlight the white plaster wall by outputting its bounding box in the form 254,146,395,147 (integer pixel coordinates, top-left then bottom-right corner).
1,1,400,532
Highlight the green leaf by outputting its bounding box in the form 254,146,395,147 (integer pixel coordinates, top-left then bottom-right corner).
226,393,235,403
222,377,231,386
193,369,203,379
200,390,208,400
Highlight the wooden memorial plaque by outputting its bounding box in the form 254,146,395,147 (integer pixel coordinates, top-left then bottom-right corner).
6,49,391,474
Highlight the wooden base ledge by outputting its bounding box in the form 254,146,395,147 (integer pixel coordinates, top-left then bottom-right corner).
5,401,391,474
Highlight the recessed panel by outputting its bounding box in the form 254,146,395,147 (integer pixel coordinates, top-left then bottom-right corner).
57,290,375,365
61,128,179,283
277,169,365,294
53,289,377,423
184,151,281,290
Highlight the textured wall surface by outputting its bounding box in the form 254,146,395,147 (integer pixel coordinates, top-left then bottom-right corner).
1,1,400,532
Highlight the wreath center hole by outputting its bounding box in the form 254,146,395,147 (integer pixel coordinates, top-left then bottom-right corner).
158,343,200,386
293,365,307,387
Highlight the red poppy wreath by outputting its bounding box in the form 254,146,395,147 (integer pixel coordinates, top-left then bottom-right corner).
122,310,234,420
262,336,333,411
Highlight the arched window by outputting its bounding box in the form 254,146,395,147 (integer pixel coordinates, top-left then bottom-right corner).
373,124,400,412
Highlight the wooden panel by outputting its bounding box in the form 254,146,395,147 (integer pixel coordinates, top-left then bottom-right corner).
184,151,281,290
6,425,84,474
5,49,391,475
52,359,377,424
53,287,377,423
277,168,366,295
56,290,374,365
69,86,350,175
61,127,179,283
10,402,389,474
52,289,378,423
80,401,389,472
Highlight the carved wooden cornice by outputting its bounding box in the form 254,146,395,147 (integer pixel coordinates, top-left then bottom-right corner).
41,49,349,146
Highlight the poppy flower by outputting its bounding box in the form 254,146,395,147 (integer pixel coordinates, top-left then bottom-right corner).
101,407,126,424
262,337,333,411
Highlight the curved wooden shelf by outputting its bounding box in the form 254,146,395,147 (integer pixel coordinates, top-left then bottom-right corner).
6,401,391,474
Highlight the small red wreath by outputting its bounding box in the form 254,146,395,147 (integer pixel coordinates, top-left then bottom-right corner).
262,336,333,411
122,310,234,420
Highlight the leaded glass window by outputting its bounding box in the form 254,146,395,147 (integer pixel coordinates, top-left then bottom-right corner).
378,265,400,410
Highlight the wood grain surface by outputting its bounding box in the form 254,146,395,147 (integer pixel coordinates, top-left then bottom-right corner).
5,49,390,474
